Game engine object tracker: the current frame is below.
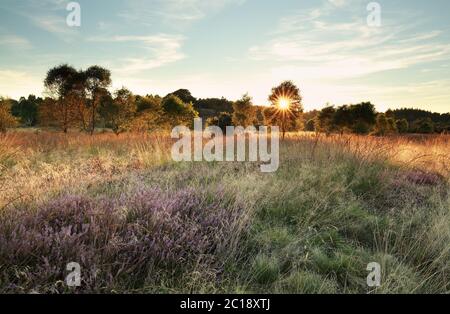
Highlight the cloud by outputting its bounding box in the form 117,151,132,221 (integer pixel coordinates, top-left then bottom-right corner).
0,0,80,40
328,0,348,7
120,0,246,26
30,15,76,36
88,34,186,73
249,2,450,80
0,35,32,49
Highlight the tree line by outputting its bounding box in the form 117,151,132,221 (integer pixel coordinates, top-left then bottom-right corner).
1,64,449,135
305,104,450,135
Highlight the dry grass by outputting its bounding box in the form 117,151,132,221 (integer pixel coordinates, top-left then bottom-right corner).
286,132,450,176
0,130,449,293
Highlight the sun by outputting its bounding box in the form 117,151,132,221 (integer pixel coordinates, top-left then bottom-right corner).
277,97,291,110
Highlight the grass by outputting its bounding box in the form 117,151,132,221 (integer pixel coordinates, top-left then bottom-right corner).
0,130,449,293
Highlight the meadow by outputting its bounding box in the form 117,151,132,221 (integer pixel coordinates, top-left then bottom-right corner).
0,130,449,293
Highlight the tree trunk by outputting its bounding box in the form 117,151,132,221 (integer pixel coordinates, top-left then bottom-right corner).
90,98,96,136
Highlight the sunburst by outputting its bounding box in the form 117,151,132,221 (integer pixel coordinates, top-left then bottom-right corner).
277,97,291,110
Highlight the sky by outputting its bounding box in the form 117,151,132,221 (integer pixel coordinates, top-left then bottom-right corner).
0,0,450,113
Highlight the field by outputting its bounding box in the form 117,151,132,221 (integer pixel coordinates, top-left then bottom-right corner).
0,131,449,293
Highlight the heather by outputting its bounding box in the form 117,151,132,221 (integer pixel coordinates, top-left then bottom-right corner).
0,187,247,293
0,131,449,293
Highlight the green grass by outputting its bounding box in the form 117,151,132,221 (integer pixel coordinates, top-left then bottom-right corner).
0,131,449,293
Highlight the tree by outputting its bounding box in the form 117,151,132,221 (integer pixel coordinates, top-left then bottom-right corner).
169,89,196,105
232,93,256,127
11,95,42,127
162,94,198,128
347,102,377,134
0,98,18,133
303,110,318,131
195,97,233,119
131,110,162,133
136,95,162,112
316,106,336,135
305,119,316,132
253,106,266,126
414,118,435,134
206,112,232,131
43,64,81,132
389,108,450,130
333,105,352,134
84,66,112,135
373,113,397,136
99,88,136,135
396,119,409,133
132,95,164,132
267,81,303,139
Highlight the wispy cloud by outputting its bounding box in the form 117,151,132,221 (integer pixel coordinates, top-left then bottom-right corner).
88,34,186,73
29,14,77,37
119,0,246,26
0,0,79,40
0,35,32,49
249,1,450,80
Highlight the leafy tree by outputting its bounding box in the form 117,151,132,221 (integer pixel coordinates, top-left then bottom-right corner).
390,108,450,133
413,118,435,134
232,93,256,127
333,105,352,134
396,119,409,133
302,110,319,132
43,64,81,132
97,93,113,128
0,98,18,133
373,113,397,136
132,95,164,132
195,97,233,118
314,102,376,135
315,106,336,135
136,95,162,112
347,102,377,134
352,121,371,134
305,119,316,132
169,89,197,105
99,88,136,135
206,112,232,131
267,81,303,139
84,66,111,135
162,94,198,128
253,106,266,126
11,95,42,126
131,110,162,133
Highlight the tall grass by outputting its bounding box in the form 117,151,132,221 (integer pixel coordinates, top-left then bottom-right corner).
0,130,448,293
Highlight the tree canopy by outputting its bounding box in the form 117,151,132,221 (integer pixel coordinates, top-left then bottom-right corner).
265,81,304,138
